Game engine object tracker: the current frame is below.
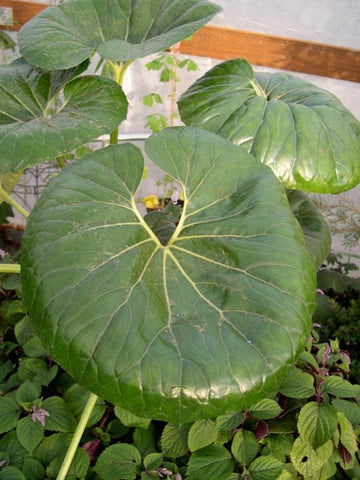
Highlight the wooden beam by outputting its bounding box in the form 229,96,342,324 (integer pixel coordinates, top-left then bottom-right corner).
0,0,47,31
179,25,360,83
1,2,359,82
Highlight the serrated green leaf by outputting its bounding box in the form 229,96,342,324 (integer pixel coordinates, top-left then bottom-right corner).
216,412,245,431
297,351,319,370
21,128,316,423
0,431,29,470
188,419,218,452
17,358,57,386
332,399,360,427
0,466,25,480
1,299,26,317
179,58,360,193
16,416,44,455
249,398,282,420
187,445,234,480
15,380,41,407
215,428,234,445
160,423,190,458
318,459,337,480
14,317,46,358
265,435,294,461
337,412,358,457
231,430,258,465
143,93,163,107
106,419,130,439
17,359,45,383
279,367,315,399
248,455,283,480
21,337,47,359
322,376,360,398
115,406,151,430
22,457,45,480
94,444,141,480
141,472,158,480
143,452,163,471
277,463,298,480
19,0,221,68
290,437,333,477
42,396,77,432
298,402,338,449
133,425,157,457
0,395,21,434
344,456,360,478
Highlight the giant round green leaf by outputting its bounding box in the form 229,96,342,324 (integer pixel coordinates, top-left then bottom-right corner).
21,128,316,423
0,59,128,174
18,0,222,70
178,58,360,194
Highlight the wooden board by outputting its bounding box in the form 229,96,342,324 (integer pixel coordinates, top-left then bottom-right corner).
179,25,360,83
1,1,360,82
0,0,47,31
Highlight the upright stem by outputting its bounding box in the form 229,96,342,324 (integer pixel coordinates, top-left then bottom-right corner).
108,60,133,145
57,392,98,480
0,185,29,219
56,156,67,170
56,59,131,479
109,128,119,145
0,264,21,274
169,46,179,127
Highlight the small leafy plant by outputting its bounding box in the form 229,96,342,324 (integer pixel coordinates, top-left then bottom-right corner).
0,0,360,478
143,43,198,132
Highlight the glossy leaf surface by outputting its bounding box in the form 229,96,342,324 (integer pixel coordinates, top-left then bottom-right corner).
0,60,128,174
286,190,331,269
18,0,222,69
21,128,316,423
178,58,360,193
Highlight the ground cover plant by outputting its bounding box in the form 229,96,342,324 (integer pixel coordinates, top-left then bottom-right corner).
0,0,360,478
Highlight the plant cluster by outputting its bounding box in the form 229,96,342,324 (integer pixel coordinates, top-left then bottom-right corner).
0,0,360,478
143,44,198,133
1,280,360,480
312,196,360,250
312,252,360,385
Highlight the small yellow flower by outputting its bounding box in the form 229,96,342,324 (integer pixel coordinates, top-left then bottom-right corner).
142,194,160,209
